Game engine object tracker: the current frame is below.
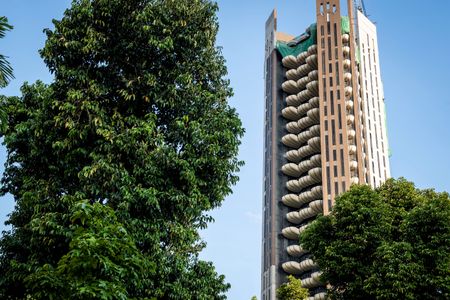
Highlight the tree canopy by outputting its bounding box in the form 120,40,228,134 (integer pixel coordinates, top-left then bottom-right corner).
300,178,450,300
276,275,309,300
0,0,243,299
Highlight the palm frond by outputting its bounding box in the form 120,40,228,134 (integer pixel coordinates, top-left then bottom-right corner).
0,16,14,86
0,16,13,38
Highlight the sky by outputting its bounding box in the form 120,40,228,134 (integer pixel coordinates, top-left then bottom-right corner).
1,0,450,299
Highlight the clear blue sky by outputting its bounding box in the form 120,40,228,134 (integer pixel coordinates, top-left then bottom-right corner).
1,1,449,299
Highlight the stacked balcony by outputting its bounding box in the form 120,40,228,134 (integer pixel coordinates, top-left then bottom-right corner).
342,33,359,184
280,44,326,297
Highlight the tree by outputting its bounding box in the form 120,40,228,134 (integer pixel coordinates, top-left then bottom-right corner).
276,275,309,300
300,178,450,300
0,16,14,87
250,296,258,300
25,201,153,300
0,0,243,299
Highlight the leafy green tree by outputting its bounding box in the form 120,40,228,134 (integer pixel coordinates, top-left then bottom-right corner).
0,0,243,299
0,16,14,87
276,275,309,300
25,200,153,300
301,178,450,300
250,296,258,300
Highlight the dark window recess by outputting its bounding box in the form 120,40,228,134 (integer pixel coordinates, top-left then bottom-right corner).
334,165,338,177
335,182,339,194
336,62,340,84
324,105,328,116
328,199,333,210
327,21,331,35
335,48,338,59
340,149,345,175
325,120,328,131
326,137,330,160
331,120,336,145
328,37,332,60
338,104,342,129
334,23,338,46
378,152,382,177
342,181,346,191
337,89,341,99
339,133,343,144
329,63,332,73
330,92,335,115
321,25,324,35
327,168,331,194
329,76,333,87
333,149,337,160
322,52,326,73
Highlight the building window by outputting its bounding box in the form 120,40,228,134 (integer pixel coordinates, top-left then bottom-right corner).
338,104,342,129
334,23,338,46
335,62,340,85
330,91,334,114
327,168,331,194
334,165,338,177
325,120,328,131
326,137,330,161
333,149,337,160
328,37,332,60
322,52,326,73
329,76,333,87
340,149,345,175
335,182,339,194
378,152,382,177
331,120,336,145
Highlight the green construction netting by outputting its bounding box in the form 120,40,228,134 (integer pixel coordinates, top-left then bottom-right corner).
276,23,317,58
341,16,350,34
356,45,361,64
276,16,351,58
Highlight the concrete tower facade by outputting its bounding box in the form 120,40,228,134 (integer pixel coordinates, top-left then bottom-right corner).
262,1,390,299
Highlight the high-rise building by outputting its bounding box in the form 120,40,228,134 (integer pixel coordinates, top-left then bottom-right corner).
262,1,390,299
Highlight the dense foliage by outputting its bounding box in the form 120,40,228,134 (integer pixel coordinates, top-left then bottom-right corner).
0,0,243,299
301,178,450,300
276,275,309,300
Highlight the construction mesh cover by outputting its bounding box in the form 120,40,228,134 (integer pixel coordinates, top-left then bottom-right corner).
276,16,351,58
